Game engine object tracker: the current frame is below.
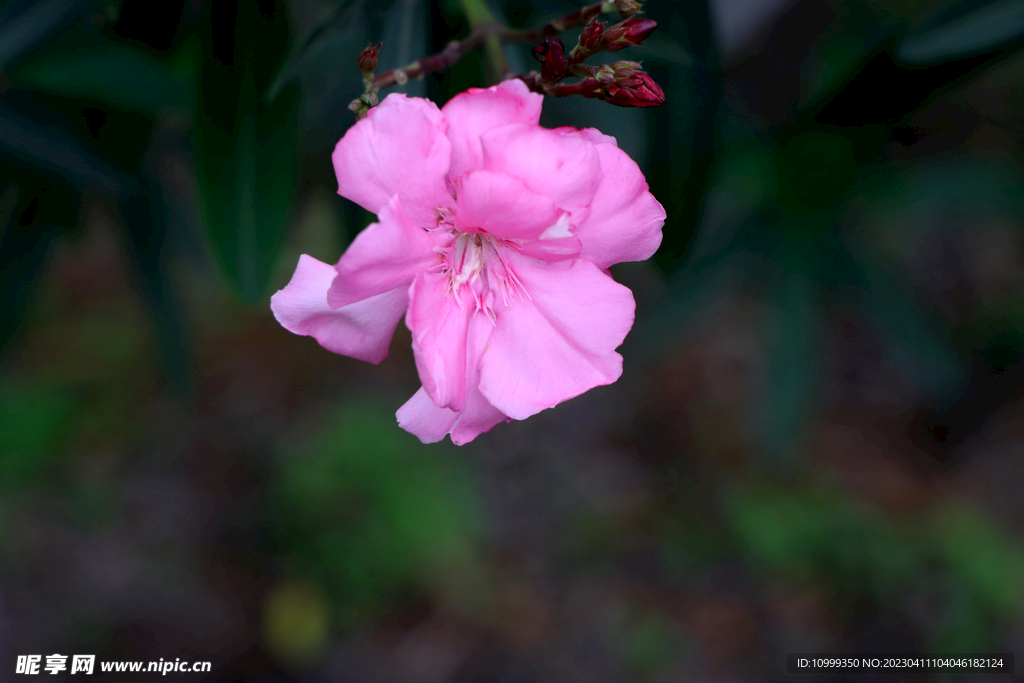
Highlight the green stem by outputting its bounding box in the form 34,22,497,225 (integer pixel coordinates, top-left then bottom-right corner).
457,0,509,82
458,0,497,26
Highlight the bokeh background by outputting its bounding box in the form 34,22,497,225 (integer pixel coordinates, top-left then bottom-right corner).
2,0,1024,680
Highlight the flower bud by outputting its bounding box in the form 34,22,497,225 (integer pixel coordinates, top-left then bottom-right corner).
594,61,664,107
578,17,605,51
532,37,568,82
601,0,643,17
607,72,664,107
358,43,381,75
603,18,657,51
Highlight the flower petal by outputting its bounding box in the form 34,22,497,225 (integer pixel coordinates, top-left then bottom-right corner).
407,271,473,412
454,170,563,242
513,236,582,262
397,313,508,444
328,195,447,309
558,128,666,269
510,213,581,262
478,251,635,420
441,79,543,180
479,124,602,226
332,93,453,227
395,387,459,443
271,255,407,364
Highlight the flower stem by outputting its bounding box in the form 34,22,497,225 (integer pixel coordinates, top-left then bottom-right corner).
358,0,650,105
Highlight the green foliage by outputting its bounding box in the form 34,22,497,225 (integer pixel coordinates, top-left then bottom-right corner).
271,403,486,627
930,504,1024,617
0,378,78,488
774,132,858,216
898,0,1024,64
618,609,681,680
10,44,192,114
724,481,1024,650
725,483,922,595
195,0,300,305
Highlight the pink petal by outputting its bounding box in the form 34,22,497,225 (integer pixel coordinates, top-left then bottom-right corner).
478,251,635,420
406,271,473,412
397,313,509,445
328,195,447,309
558,128,666,269
441,79,543,180
479,124,602,226
332,93,453,227
453,170,563,242
395,387,459,443
271,255,408,364
510,213,581,262
513,236,582,262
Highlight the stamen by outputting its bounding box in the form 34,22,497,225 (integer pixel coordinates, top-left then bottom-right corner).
441,231,528,319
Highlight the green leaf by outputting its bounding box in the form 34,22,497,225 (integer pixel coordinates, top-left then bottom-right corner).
196,0,299,303
0,168,79,355
0,0,90,71
724,483,922,595
11,43,192,114
265,0,371,102
930,503,1024,616
379,0,427,98
0,378,77,488
897,0,1024,64
272,403,486,626
851,247,966,397
0,101,138,198
756,235,821,464
119,187,192,393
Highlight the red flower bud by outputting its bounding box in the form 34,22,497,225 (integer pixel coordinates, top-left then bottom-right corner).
358,43,381,74
579,17,605,52
532,37,568,82
607,72,664,107
603,17,657,51
594,61,664,107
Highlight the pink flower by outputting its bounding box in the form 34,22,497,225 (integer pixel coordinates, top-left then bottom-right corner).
271,80,665,444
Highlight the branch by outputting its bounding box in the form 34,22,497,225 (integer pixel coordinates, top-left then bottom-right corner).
350,0,654,115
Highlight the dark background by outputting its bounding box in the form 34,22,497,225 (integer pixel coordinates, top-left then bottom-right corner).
2,0,1024,680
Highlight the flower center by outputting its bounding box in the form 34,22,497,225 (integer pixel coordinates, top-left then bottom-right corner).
441,231,525,319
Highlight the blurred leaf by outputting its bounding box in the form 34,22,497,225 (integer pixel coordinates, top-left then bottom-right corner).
724,484,833,578
800,33,871,110
0,101,138,198
0,167,79,355
0,0,90,71
618,609,679,678
628,35,693,68
930,503,1024,616
263,579,330,668
266,0,371,101
647,0,722,271
379,0,427,98
272,403,485,626
11,43,192,114
724,483,921,595
0,378,77,488
119,187,191,393
756,237,821,464
898,0,1024,65
848,245,967,397
775,131,857,215
197,0,299,303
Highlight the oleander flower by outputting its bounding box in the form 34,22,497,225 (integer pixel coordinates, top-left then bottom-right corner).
271,79,665,444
